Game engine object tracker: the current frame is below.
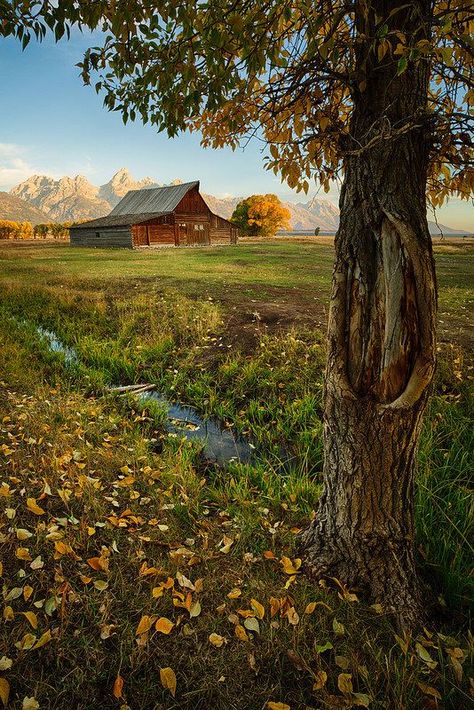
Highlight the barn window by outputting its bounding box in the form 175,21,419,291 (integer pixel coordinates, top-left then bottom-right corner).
193,224,204,231
96,232,100,238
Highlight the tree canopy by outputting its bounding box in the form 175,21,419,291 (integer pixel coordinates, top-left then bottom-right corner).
1,1,472,205
231,194,291,236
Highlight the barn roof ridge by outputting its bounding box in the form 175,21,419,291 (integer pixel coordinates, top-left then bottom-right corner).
125,180,199,195
109,179,201,217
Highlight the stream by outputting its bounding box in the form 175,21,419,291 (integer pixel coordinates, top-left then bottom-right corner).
37,326,255,466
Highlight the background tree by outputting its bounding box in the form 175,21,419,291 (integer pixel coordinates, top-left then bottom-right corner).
2,0,472,626
231,194,291,236
0,220,33,239
314,227,320,237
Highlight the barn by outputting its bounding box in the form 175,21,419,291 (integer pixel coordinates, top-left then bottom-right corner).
69,181,239,248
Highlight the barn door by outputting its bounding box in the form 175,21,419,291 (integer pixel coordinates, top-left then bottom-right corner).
178,223,187,246
134,225,148,246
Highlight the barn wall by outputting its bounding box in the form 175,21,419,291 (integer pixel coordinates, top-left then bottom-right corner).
70,227,132,248
132,219,177,246
175,187,211,216
148,224,176,244
209,214,238,244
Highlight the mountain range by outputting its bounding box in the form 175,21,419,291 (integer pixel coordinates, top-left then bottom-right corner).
6,168,341,231
3,168,470,235
0,192,51,225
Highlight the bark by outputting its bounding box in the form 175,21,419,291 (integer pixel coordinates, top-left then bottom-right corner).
301,0,437,627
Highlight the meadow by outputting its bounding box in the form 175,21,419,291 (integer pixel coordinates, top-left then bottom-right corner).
0,239,472,709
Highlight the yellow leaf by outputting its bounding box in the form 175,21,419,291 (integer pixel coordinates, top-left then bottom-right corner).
54,541,74,557
15,633,36,651
155,617,174,635
280,557,301,575
113,674,124,699
235,624,249,641
22,612,38,629
22,697,40,710
87,555,108,572
313,670,327,690
209,633,226,647
267,702,290,710
136,615,154,635
16,547,32,561
3,607,14,621
415,642,438,669
250,599,265,619
33,630,52,649
160,667,177,698
0,678,10,708
286,607,299,626
16,529,33,541
30,556,44,570
23,586,33,601
417,682,441,700
26,498,45,515
269,597,280,617
189,600,201,618
337,673,353,694
227,588,242,599
93,580,108,591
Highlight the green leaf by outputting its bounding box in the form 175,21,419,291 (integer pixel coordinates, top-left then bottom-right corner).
397,57,408,75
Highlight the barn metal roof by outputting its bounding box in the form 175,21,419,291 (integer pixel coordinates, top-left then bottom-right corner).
110,181,200,216
69,211,169,230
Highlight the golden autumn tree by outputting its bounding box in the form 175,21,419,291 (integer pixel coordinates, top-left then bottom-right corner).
3,0,472,626
231,194,291,236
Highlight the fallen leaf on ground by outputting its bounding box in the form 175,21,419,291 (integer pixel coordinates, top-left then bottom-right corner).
280,556,301,575
155,617,174,634
209,633,226,647
136,615,154,635
337,673,353,694
22,697,40,710
313,670,327,689
112,674,124,699
0,678,10,708
26,498,45,515
160,667,177,697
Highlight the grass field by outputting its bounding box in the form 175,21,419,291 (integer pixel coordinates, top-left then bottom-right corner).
0,240,472,709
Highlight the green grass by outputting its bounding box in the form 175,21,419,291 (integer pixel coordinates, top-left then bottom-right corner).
0,239,472,709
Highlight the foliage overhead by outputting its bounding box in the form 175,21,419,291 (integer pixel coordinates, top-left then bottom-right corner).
1,1,472,206
231,194,291,236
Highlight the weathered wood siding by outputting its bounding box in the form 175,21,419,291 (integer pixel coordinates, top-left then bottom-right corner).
132,217,177,246
70,227,132,248
175,187,211,216
209,214,238,244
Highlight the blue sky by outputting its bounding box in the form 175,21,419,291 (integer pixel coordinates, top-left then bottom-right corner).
0,32,472,230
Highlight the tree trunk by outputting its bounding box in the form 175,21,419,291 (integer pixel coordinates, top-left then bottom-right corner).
301,0,437,627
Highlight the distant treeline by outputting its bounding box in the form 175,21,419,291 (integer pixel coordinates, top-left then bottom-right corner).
0,220,77,240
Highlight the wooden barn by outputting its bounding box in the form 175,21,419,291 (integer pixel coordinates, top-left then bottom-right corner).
69,181,239,248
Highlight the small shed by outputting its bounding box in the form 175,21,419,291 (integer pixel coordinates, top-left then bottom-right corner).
69,181,239,248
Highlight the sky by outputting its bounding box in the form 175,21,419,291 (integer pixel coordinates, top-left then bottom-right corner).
0,31,472,231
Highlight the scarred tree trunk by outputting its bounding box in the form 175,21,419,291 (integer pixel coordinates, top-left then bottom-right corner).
301,1,437,626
